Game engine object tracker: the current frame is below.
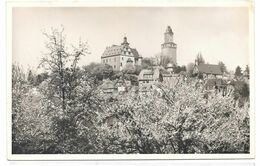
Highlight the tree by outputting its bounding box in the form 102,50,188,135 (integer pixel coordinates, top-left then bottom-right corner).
235,66,242,77
181,65,186,72
218,61,227,73
141,57,154,69
122,62,135,74
83,63,114,82
160,56,172,67
35,72,49,86
195,52,205,65
39,27,89,113
97,79,249,154
38,28,107,153
245,65,249,78
186,63,195,76
134,64,142,75
173,65,186,74
27,70,35,85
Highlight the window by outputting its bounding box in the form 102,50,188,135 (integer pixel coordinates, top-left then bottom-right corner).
114,65,116,68
144,74,152,79
120,63,122,67
114,57,116,62
122,57,124,60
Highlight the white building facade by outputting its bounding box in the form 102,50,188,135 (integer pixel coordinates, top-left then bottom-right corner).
101,37,142,71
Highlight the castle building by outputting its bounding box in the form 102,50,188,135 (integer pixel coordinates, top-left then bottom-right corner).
161,26,177,65
101,37,142,71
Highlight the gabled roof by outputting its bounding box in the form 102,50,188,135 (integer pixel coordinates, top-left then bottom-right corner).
196,64,222,75
131,48,141,59
102,37,142,59
102,45,123,58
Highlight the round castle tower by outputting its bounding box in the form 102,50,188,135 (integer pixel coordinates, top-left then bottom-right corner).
161,26,177,65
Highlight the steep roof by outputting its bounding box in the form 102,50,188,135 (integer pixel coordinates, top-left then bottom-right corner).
102,45,123,58
196,64,222,75
102,37,141,59
131,48,141,59
165,26,173,34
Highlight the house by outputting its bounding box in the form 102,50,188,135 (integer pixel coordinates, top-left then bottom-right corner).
101,37,142,71
193,64,223,78
114,77,132,93
101,79,116,94
203,78,234,96
138,68,163,86
165,63,174,73
101,77,132,94
160,69,179,84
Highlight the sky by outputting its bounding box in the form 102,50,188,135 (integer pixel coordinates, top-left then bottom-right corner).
12,7,249,72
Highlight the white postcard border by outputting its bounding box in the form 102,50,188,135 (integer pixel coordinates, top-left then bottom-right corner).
6,0,255,160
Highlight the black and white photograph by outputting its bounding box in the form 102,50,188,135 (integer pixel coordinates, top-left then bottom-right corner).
7,1,254,160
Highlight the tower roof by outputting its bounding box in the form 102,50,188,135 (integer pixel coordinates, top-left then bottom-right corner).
101,37,142,58
165,26,173,34
121,36,129,46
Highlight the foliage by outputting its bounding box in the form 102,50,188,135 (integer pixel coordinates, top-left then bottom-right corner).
186,63,195,77
244,65,250,78
160,55,172,68
35,72,49,86
96,80,249,154
39,27,89,113
83,63,114,82
27,70,35,85
122,63,135,74
218,61,227,73
195,52,205,65
141,57,154,69
134,65,142,75
173,65,186,74
235,66,242,77
12,62,250,154
232,81,250,106
12,28,250,154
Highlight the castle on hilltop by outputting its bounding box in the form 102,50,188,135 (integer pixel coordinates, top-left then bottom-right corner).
101,26,177,71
